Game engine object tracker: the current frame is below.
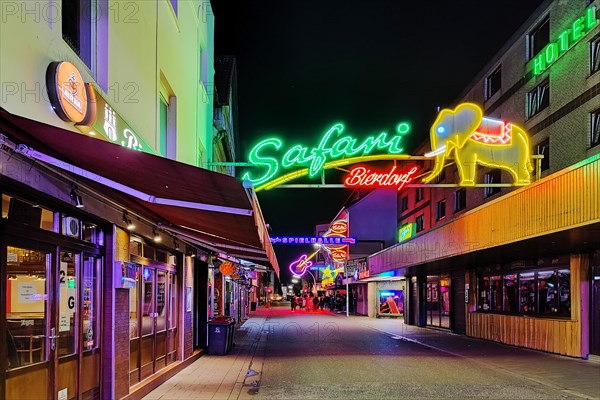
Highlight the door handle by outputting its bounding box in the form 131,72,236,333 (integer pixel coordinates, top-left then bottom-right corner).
49,327,58,350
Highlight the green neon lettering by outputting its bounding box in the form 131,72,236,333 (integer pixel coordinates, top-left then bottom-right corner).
242,138,281,186
587,6,598,29
396,122,411,135
309,124,343,177
545,42,559,64
330,137,356,158
572,17,585,41
557,30,570,52
533,53,545,75
282,145,311,167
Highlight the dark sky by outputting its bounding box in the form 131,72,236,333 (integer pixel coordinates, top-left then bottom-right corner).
211,0,546,284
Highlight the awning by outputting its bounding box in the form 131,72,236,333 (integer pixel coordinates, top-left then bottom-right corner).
0,108,279,275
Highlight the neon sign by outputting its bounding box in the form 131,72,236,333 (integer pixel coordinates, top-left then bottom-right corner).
533,7,597,75
423,103,532,186
344,165,418,191
323,218,349,263
398,222,416,243
243,122,411,189
321,265,345,287
289,251,319,277
270,236,356,245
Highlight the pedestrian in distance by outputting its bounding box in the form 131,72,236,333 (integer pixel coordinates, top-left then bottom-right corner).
319,296,325,310
290,295,296,312
301,295,306,310
312,295,319,311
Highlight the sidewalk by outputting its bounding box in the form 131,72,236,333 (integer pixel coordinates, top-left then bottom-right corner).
142,311,270,400
352,315,600,400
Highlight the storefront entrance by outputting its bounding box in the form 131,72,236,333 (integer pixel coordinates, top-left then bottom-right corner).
426,275,450,328
591,263,600,356
3,244,102,400
128,263,178,386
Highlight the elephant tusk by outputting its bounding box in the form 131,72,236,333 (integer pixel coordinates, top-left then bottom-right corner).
424,146,446,157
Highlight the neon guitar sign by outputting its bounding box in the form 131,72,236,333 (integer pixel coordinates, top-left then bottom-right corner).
289,250,319,277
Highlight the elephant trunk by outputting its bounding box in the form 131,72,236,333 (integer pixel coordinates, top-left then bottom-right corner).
422,152,445,183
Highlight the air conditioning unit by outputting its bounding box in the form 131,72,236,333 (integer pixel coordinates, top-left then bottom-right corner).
63,217,80,237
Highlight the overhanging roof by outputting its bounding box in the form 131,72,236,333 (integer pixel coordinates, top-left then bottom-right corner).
0,108,279,275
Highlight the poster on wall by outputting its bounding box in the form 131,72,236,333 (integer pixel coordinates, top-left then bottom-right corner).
378,290,404,315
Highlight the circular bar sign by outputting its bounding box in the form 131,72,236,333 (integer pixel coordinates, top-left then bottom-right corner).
46,61,92,124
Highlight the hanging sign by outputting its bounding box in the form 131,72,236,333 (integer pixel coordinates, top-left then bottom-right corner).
532,6,597,75
243,122,412,190
219,261,236,276
46,61,155,154
398,222,417,243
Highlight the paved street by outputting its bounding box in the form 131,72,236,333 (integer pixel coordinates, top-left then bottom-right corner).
145,304,600,400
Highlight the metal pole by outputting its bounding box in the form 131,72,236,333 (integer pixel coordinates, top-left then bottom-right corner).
345,262,349,317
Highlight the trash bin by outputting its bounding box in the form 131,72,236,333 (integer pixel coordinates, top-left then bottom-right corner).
207,317,233,355
250,301,257,311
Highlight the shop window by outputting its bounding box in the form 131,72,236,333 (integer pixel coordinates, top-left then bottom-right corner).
527,78,550,119
58,251,78,356
479,268,570,316
62,0,95,70
435,199,446,221
415,187,425,203
82,222,104,245
484,169,502,198
590,109,600,148
415,214,424,232
485,66,502,100
527,16,550,60
591,36,600,75
82,256,100,351
400,196,409,213
129,238,142,256
454,188,466,212
536,138,550,172
143,243,156,260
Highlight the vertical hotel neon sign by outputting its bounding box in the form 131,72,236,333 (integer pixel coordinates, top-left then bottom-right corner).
533,6,598,75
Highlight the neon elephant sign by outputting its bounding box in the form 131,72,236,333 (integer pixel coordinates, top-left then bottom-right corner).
423,103,532,186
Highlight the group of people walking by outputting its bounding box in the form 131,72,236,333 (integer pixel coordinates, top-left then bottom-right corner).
289,293,346,312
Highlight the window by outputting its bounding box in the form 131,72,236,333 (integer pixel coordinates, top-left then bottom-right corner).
454,189,466,212
484,169,502,198
435,166,446,183
62,0,95,70
527,78,550,118
591,109,600,148
415,188,425,203
485,66,502,100
436,200,446,221
536,139,550,172
400,196,409,213
415,215,424,232
528,16,550,60
169,0,178,16
159,89,177,160
591,36,600,75
478,268,571,315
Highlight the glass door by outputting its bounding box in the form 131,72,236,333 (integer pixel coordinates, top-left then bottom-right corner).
155,271,167,371
4,245,52,400
140,267,155,380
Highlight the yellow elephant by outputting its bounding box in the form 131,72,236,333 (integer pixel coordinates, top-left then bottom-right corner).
423,103,532,186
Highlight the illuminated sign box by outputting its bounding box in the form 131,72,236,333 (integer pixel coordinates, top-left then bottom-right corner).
398,223,416,243
270,236,357,245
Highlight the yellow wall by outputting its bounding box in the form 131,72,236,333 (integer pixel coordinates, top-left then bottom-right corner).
0,0,214,167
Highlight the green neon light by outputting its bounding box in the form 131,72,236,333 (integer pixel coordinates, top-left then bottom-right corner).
398,222,416,243
244,122,411,187
533,6,597,75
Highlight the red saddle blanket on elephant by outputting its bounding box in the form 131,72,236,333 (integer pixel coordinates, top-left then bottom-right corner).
470,117,512,145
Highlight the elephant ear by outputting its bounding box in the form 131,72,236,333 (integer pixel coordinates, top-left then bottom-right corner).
450,103,483,149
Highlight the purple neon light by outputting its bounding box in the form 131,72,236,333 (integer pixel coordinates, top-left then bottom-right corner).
289,254,313,277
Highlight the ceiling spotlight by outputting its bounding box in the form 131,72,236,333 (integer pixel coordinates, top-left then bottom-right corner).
70,184,84,208
173,237,180,251
123,210,135,231
153,227,161,242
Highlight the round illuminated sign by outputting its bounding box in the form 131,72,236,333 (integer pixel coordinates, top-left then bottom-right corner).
46,61,92,124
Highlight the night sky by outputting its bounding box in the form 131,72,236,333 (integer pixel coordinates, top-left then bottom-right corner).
211,0,546,284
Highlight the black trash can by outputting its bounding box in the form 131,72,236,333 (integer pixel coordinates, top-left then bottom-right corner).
207,318,231,355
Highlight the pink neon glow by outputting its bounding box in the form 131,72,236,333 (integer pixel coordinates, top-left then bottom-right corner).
344,165,418,191
289,254,313,277
471,118,511,145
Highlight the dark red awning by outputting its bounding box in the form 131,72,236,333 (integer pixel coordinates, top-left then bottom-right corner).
0,108,278,274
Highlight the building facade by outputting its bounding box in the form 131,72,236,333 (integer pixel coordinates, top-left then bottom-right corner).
369,0,600,358
0,1,277,399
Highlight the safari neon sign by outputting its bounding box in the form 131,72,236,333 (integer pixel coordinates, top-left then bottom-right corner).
533,6,597,76
242,122,412,190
